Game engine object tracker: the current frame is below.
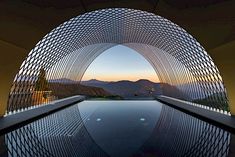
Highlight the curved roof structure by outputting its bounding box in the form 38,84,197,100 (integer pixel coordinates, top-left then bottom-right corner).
8,8,228,114
0,0,235,115
0,4,234,157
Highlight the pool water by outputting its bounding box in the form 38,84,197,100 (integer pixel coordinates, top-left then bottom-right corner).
13,100,231,157
68,100,229,157
79,101,162,157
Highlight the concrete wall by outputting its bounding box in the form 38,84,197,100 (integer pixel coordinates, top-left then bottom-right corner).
0,40,27,115
209,41,235,115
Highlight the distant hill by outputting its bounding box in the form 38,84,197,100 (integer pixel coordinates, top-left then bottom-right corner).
193,92,229,111
16,77,192,100
81,79,194,100
48,78,78,84
49,82,111,99
82,79,109,87
81,79,163,97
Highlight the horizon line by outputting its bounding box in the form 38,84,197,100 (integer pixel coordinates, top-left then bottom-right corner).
81,78,159,83
49,78,160,83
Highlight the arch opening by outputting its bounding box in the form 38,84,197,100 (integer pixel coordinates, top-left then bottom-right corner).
6,8,229,115
81,44,160,83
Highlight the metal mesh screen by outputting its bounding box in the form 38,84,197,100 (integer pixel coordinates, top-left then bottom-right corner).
7,8,228,114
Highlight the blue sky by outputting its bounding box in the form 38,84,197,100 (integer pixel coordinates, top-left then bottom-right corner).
82,45,159,82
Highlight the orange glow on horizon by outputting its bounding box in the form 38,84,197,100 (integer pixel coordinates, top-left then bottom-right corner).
82,72,160,83
81,45,160,83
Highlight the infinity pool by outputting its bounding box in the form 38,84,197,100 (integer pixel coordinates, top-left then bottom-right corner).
79,101,162,157
7,100,231,157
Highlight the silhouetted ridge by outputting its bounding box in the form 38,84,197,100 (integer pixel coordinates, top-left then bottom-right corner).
81,79,192,100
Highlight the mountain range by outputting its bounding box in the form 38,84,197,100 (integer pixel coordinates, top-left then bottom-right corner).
49,82,111,99
81,79,163,97
50,78,193,100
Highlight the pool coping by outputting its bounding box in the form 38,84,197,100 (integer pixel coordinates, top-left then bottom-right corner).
1,95,234,135
157,95,235,134
0,95,85,135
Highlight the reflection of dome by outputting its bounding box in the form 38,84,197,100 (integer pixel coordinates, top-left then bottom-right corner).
80,101,161,157
31,104,109,157
19,100,230,157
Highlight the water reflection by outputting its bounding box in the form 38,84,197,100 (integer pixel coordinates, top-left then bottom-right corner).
5,101,231,157
79,101,162,157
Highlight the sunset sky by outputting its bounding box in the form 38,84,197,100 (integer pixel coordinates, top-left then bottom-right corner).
82,45,159,82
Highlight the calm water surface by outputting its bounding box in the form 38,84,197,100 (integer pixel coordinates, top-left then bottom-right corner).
74,100,230,157
79,101,162,157
5,100,231,157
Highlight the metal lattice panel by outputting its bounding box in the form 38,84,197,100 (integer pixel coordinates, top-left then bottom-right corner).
7,8,228,114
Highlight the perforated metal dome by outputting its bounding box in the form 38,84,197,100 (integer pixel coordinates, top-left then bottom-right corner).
8,8,228,113
4,8,232,157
